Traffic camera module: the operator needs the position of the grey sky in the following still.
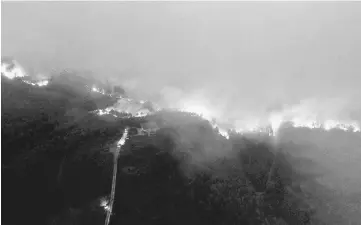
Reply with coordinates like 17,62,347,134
2,2,361,122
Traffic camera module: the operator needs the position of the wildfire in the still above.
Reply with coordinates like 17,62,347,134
117,127,129,147
70,84,361,137
1,60,27,79
6,57,354,137
23,80,49,87
177,101,361,138
91,99,152,118
176,102,230,139
90,85,114,97
218,127,230,139
181,104,214,122
1,59,50,87
100,197,111,212
92,86,106,95
92,108,117,117
268,112,360,134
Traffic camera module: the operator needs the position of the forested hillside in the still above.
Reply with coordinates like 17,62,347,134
2,73,315,225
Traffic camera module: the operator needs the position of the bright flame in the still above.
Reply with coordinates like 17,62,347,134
92,86,101,93
23,80,49,87
135,109,150,117
1,59,50,87
36,80,49,86
100,197,110,212
175,100,360,138
92,102,152,118
91,85,113,97
323,120,360,132
117,127,129,147
268,112,360,134
1,61,27,79
93,108,116,116
218,127,230,139
269,114,284,136
90,88,360,137
266,98,361,134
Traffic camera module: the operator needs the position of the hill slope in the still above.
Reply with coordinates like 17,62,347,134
2,73,316,225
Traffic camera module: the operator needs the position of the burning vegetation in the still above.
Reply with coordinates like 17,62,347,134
2,59,360,225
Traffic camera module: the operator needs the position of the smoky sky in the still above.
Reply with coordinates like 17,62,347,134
2,2,361,122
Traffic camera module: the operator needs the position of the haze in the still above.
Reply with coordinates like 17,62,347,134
2,2,361,122
3,3,361,221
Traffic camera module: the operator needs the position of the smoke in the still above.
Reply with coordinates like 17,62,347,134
153,85,361,133
154,110,234,177
2,2,361,128
2,0,361,179
278,126,361,195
